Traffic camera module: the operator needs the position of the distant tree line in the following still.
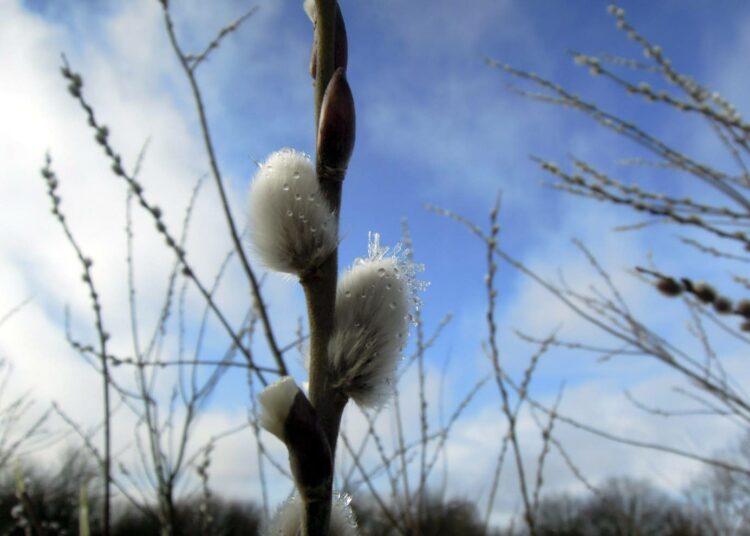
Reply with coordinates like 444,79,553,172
1,443,747,535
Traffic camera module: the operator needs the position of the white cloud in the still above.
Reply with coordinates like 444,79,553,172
0,0,305,507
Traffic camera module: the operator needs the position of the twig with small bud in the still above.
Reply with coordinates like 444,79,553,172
247,2,426,535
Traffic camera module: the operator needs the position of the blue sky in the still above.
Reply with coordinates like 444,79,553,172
3,0,750,527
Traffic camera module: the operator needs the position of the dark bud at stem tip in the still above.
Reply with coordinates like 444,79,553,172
741,320,750,333
714,296,733,314
656,278,682,297
317,68,355,180
308,4,347,80
693,283,717,304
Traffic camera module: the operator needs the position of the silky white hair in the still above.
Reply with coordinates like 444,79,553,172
328,233,424,407
248,149,337,276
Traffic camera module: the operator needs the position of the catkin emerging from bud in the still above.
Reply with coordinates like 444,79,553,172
328,233,426,407
264,493,358,536
248,149,337,275
257,376,301,441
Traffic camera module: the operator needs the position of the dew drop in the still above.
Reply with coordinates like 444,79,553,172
389,301,397,310
377,268,386,277
344,290,352,298
310,226,317,233
293,171,301,180
354,321,361,328
385,283,392,290
360,291,367,299
287,210,294,217
294,193,302,201
282,183,290,191
308,193,316,201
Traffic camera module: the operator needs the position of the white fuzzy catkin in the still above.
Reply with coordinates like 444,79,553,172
264,493,358,536
258,376,300,442
328,233,426,407
248,149,337,276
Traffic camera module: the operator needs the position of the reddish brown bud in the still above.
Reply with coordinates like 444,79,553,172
741,320,750,332
714,296,733,314
317,68,355,179
656,277,682,297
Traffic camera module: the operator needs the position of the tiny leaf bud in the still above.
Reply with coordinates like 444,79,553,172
714,296,733,314
693,282,717,304
656,277,682,297
735,299,750,319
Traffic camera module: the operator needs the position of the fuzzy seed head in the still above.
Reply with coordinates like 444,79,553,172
248,149,337,275
258,376,300,442
328,233,427,407
264,493,358,536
